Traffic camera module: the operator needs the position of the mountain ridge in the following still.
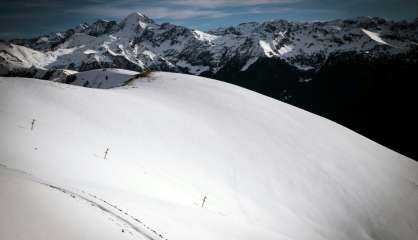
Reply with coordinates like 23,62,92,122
2,12,417,76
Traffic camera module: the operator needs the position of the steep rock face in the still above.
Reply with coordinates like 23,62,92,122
83,19,119,37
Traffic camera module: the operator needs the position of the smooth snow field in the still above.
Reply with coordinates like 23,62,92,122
0,72,417,240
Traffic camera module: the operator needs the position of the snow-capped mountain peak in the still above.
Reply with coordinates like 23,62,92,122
2,14,418,76
120,12,154,31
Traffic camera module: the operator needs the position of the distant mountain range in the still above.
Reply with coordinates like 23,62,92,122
1,12,417,159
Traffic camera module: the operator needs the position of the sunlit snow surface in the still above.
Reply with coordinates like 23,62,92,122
0,72,417,240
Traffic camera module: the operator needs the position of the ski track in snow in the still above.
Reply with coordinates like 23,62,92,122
0,164,167,240
44,185,168,240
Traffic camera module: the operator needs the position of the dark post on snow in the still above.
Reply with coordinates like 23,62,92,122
104,148,109,160
31,119,36,131
201,196,207,208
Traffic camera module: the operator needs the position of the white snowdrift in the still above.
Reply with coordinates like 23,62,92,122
0,72,417,240
259,40,278,57
362,29,391,45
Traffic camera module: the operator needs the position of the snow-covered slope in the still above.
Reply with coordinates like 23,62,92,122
1,72,417,240
5,13,418,74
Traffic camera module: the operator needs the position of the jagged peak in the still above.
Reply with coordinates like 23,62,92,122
73,23,89,33
121,12,154,26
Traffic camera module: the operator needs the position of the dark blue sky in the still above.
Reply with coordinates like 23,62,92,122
1,0,417,39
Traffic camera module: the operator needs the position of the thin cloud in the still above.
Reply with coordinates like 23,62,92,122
69,6,230,19
167,0,298,8
144,7,230,19
66,0,296,20
1,0,417,39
